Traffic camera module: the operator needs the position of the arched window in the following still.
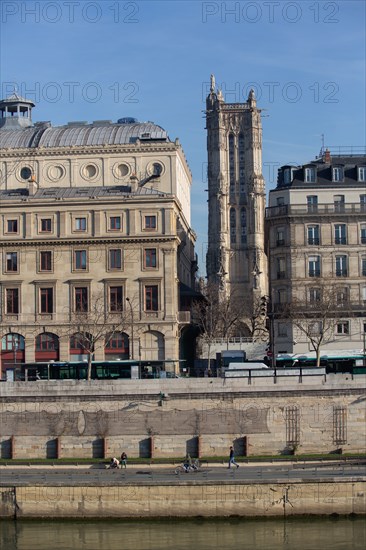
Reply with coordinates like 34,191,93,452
70,333,92,361
105,332,129,360
240,208,247,244
230,207,236,244
238,133,245,194
228,133,235,195
35,332,59,362
1,333,25,372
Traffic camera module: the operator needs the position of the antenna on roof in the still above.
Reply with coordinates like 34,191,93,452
320,133,325,156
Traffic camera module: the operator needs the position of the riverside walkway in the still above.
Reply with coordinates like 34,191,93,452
1,460,365,486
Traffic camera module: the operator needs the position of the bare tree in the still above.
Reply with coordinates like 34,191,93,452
192,282,222,371
280,284,352,366
192,283,267,369
65,292,132,380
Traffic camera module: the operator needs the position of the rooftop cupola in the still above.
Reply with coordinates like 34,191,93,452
0,93,35,130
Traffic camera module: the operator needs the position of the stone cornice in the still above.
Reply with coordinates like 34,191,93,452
0,142,179,159
0,236,179,248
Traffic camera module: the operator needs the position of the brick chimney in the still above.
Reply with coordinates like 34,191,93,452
323,148,331,164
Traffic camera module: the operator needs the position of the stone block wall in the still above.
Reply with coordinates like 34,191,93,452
0,376,365,459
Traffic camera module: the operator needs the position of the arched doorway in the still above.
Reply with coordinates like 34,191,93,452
35,332,59,362
104,332,129,360
1,333,25,379
140,331,165,361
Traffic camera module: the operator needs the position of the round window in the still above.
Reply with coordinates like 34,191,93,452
48,165,64,181
20,167,32,180
84,164,97,178
116,163,129,177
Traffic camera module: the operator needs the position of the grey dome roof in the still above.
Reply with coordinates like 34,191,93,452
0,121,169,149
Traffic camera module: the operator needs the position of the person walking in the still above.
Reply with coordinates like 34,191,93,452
228,446,239,468
120,452,127,468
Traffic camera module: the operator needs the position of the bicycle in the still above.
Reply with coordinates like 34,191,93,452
174,459,201,474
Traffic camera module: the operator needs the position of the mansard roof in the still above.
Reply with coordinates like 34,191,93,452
0,185,169,201
277,152,366,188
0,120,170,149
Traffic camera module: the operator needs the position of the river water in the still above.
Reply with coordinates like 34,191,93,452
0,517,365,550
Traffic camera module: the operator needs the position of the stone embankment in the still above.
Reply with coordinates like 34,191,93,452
1,374,365,459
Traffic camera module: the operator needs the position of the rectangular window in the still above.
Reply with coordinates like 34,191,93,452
144,215,157,230
362,257,366,277
6,288,19,314
334,195,345,212
277,289,287,304
333,167,344,182
75,217,87,231
277,323,287,337
360,194,366,212
40,288,53,314
336,287,349,305
75,287,88,312
309,321,322,336
308,255,320,277
308,287,321,303
144,248,157,268
145,285,158,311
334,224,347,245
7,219,18,233
40,218,52,232
360,224,366,245
304,167,316,183
40,251,52,271
6,252,18,272
362,287,366,303
109,216,121,231
336,255,348,277
109,249,122,270
276,257,286,279
109,286,123,312
307,225,320,245
336,321,349,335
276,227,285,246
307,195,318,212
74,250,87,270
358,167,366,182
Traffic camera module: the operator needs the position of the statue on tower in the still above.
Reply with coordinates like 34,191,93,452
210,74,216,94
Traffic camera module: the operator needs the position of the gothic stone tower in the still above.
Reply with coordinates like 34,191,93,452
206,75,267,310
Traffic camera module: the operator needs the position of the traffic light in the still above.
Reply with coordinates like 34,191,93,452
260,296,268,317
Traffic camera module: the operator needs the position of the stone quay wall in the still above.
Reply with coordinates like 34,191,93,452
0,374,365,459
0,479,365,518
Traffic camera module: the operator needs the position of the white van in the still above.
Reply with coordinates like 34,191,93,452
227,362,269,370
224,362,269,377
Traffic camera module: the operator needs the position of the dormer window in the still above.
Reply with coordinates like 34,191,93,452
283,167,295,184
332,166,344,182
358,166,366,182
304,166,316,183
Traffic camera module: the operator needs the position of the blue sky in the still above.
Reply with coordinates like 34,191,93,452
1,0,365,274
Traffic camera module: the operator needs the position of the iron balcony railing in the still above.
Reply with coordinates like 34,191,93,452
266,204,366,218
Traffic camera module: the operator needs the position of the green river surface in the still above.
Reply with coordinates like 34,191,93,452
0,517,365,550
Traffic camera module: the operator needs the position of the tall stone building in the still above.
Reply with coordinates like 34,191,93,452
205,75,267,319
0,94,198,378
266,149,366,356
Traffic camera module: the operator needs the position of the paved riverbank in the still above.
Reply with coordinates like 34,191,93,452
1,461,365,518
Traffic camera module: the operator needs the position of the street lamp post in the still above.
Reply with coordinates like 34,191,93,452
125,297,134,359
